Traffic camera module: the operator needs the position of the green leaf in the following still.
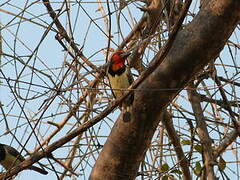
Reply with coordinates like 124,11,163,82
218,156,226,171
181,139,191,145
194,161,202,176
194,144,203,153
170,169,182,175
161,163,169,172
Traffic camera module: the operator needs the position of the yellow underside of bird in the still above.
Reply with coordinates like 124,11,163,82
108,71,131,99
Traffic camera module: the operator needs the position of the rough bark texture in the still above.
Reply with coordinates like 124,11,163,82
90,0,240,179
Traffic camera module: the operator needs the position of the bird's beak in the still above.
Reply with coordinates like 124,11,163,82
120,51,131,59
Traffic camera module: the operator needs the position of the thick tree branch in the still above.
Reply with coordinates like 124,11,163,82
90,0,240,179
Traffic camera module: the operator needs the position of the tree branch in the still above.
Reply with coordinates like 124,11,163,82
187,82,216,180
90,0,240,179
162,110,192,180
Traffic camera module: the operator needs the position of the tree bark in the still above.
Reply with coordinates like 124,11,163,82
90,0,240,179
162,110,192,180
188,82,215,180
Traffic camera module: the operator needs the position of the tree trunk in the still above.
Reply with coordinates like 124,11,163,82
90,0,240,179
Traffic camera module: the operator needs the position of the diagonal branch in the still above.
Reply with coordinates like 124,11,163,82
187,82,216,180
42,0,99,72
162,110,192,180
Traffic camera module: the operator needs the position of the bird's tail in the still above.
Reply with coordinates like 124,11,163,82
122,94,134,122
28,165,48,175
122,106,131,122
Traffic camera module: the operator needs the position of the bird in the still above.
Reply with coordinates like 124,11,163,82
0,143,48,175
107,50,134,121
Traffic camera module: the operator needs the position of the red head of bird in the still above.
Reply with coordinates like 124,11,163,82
108,50,131,76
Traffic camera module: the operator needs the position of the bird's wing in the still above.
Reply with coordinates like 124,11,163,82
5,145,48,175
125,67,134,106
5,145,25,162
107,65,117,99
126,67,134,85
